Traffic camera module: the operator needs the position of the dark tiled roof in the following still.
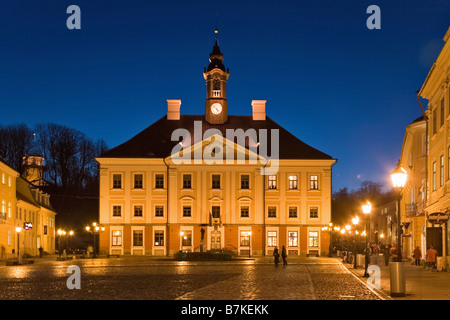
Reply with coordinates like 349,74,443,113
99,115,333,160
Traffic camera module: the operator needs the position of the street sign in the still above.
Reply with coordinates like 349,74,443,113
24,222,33,230
427,212,449,225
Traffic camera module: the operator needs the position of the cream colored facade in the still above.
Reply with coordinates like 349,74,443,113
97,39,335,257
418,26,450,265
0,160,19,258
399,116,427,258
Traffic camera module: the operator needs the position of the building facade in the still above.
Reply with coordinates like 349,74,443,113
417,26,450,266
399,116,427,258
97,39,336,256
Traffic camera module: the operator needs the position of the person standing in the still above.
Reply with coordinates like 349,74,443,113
426,246,438,270
273,247,280,266
413,246,422,266
281,245,287,266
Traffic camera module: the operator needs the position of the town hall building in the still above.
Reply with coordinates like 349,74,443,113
97,37,336,256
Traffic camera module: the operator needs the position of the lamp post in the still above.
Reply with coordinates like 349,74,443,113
389,160,408,297
352,216,359,269
322,223,338,257
57,229,64,258
86,222,105,258
390,161,407,262
362,201,372,277
16,226,22,263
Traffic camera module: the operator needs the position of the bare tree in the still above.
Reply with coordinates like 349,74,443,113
0,124,34,174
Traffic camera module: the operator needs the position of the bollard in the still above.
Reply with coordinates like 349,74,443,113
390,262,405,297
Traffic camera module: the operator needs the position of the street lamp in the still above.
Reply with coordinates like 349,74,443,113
322,222,336,257
390,161,407,262
85,222,105,258
57,229,64,258
352,216,359,269
362,201,372,277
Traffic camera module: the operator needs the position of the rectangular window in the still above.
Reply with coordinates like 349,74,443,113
440,155,444,187
8,202,11,219
310,207,319,218
310,175,319,190
309,231,319,247
112,230,122,246
240,231,251,247
134,205,143,217
268,175,277,189
181,230,192,246
1,173,4,184
241,175,250,189
240,206,249,218
155,206,164,217
133,230,143,247
433,161,436,191
155,174,164,189
288,207,297,218
112,205,122,217
134,174,143,189
288,175,298,190
183,174,192,189
267,231,277,247
268,206,276,218
183,206,191,217
112,174,122,189
154,231,164,246
441,100,445,127
212,174,221,189
288,231,298,247
211,206,220,218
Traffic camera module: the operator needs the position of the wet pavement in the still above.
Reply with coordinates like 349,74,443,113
0,256,381,300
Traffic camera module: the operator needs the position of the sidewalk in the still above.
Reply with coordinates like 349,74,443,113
342,255,450,300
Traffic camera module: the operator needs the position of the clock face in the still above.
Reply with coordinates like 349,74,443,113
211,103,223,115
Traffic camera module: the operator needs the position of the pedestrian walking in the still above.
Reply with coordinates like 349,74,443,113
384,245,391,266
273,247,280,266
413,246,422,266
281,245,287,266
372,244,380,265
426,246,438,270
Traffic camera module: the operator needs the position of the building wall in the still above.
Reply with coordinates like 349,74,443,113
98,157,334,256
0,163,18,258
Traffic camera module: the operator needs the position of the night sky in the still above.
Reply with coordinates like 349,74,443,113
1,1,449,192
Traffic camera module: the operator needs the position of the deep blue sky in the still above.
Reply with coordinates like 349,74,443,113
0,1,449,192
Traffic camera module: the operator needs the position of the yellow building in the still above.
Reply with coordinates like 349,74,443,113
399,116,427,258
0,159,19,258
418,26,450,266
16,177,56,256
97,39,336,257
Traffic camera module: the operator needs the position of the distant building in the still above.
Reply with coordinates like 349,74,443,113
0,159,19,258
97,37,336,256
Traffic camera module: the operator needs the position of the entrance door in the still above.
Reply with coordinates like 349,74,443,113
426,227,442,256
211,230,221,250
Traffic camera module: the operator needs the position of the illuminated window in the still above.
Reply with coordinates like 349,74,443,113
267,231,277,247
310,175,319,190
268,175,277,189
288,175,298,190
288,231,298,247
440,155,444,187
181,231,192,246
112,230,122,246
433,161,436,191
309,231,319,247
240,231,251,247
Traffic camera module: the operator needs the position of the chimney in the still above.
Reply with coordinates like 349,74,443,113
167,99,181,120
252,100,266,121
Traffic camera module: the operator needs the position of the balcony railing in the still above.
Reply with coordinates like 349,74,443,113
405,201,426,217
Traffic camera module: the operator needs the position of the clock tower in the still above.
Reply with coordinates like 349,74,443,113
204,36,229,124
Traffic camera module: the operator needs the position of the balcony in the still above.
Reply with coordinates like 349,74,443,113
405,201,426,217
